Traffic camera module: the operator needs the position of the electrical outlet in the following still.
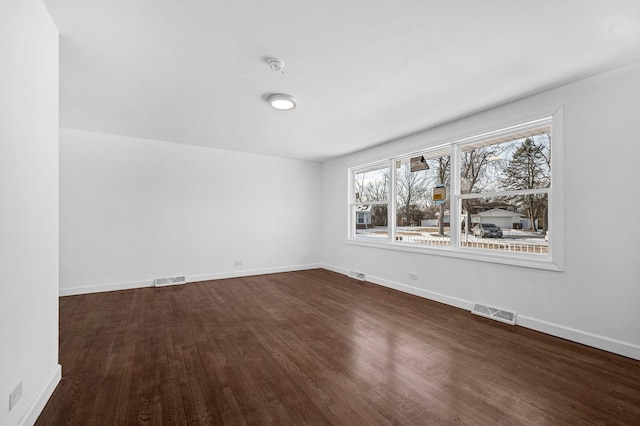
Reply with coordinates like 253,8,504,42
234,260,242,266
409,273,417,280
9,381,22,411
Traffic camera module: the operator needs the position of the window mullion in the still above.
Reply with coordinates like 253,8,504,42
389,159,397,243
450,144,461,248
350,171,360,239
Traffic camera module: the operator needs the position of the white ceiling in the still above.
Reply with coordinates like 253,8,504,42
44,0,640,162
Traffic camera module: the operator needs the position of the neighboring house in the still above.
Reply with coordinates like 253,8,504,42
425,212,451,227
420,212,456,228
420,219,439,227
355,205,372,228
471,208,523,230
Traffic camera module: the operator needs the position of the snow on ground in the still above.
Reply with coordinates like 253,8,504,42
356,227,548,245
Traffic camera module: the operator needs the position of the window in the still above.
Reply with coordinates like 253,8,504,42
352,163,389,241
394,148,450,247
348,111,563,270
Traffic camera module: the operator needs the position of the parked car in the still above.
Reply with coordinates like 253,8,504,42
473,223,503,238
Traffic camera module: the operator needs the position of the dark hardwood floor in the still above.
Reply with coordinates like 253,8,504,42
37,269,640,425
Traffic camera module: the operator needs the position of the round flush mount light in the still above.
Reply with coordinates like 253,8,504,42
267,93,297,110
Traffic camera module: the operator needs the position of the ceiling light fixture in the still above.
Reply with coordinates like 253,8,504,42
267,93,297,110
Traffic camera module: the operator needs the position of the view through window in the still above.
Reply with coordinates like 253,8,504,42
349,116,558,267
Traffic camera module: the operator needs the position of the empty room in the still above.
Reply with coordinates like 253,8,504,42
2,0,640,425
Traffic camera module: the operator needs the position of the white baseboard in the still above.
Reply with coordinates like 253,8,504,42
322,263,640,361
517,315,640,361
187,263,321,283
323,264,472,310
367,274,473,311
59,279,154,296
59,263,322,297
18,364,61,426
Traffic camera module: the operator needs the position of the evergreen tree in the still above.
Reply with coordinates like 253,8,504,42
501,137,550,230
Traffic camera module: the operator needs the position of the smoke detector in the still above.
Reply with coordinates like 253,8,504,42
265,57,285,72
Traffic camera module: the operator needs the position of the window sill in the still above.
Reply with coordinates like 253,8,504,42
346,238,563,271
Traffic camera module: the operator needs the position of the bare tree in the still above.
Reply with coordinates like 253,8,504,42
459,144,504,232
354,173,365,202
365,170,389,226
396,165,428,226
363,172,389,203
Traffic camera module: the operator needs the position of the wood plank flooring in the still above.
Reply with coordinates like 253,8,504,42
37,269,640,425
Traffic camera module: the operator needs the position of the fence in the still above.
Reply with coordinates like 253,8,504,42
460,239,548,254
395,232,548,254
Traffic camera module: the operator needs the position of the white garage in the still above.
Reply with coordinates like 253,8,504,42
471,208,523,230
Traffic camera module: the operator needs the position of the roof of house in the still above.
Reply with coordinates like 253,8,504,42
474,208,524,218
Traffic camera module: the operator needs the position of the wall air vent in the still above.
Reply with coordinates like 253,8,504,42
471,303,517,325
348,271,366,281
154,276,186,287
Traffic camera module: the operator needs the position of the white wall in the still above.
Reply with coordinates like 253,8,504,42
59,129,322,294
0,1,61,425
321,61,640,360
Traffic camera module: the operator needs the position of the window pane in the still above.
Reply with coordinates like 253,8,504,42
460,132,551,193
460,195,549,255
395,154,450,247
353,205,389,239
353,166,389,202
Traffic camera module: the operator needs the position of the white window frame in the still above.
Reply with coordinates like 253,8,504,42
347,107,564,271
349,161,392,242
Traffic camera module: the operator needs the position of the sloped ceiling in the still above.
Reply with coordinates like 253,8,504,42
44,0,640,162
